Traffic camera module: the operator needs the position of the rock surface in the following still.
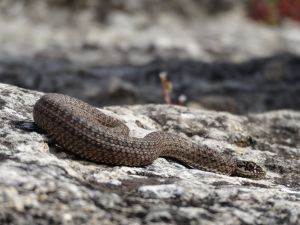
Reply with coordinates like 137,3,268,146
0,83,299,225
1,0,300,65
1,55,300,113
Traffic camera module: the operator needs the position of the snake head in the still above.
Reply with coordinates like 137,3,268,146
234,160,266,179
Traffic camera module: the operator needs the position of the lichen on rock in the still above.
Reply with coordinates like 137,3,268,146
0,83,299,225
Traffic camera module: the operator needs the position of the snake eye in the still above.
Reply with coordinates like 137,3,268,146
246,162,255,171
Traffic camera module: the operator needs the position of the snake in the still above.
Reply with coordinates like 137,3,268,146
33,93,266,179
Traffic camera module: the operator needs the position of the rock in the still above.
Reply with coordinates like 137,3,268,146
0,83,299,225
1,1,300,65
107,77,139,105
196,95,238,113
1,55,300,113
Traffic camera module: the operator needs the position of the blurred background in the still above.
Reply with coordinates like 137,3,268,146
0,0,300,114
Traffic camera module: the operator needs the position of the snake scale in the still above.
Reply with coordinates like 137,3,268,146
33,94,266,179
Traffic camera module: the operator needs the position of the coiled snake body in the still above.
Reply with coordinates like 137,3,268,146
33,94,265,179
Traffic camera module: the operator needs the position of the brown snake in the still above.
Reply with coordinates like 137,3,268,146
33,94,266,179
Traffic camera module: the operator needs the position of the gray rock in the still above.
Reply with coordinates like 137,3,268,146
1,1,300,65
0,83,299,225
1,55,300,114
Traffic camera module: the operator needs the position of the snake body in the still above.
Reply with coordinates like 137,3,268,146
33,94,265,178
